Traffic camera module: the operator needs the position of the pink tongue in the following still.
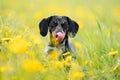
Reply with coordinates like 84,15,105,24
56,32,64,41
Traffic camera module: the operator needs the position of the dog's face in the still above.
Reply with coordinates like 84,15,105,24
39,16,79,45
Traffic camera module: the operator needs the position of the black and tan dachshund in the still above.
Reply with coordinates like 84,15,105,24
39,16,79,59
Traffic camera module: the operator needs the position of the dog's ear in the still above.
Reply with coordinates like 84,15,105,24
39,17,52,36
66,17,79,37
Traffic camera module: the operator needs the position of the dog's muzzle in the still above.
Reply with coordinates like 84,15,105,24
56,32,64,41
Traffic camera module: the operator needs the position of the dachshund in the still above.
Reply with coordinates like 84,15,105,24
39,15,79,60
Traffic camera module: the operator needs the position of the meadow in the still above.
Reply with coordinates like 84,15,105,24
0,0,120,80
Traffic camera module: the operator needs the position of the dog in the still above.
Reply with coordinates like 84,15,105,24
39,15,79,60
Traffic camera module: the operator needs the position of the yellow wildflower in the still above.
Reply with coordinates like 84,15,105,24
78,21,83,29
49,50,59,60
50,61,63,69
34,12,42,18
0,64,13,72
102,69,106,73
11,75,17,80
65,56,72,62
9,38,28,53
71,71,84,79
62,56,72,66
22,59,44,72
112,65,119,72
84,60,89,65
62,52,70,56
108,50,118,56
30,34,41,45
74,42,82,48
55,61,63,69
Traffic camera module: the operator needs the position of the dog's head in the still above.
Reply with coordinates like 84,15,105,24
39,16,79,43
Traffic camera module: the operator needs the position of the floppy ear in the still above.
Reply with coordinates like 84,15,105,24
39,17,51,36
67,17,79,37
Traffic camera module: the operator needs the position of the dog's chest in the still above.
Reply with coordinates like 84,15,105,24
44,43,67,54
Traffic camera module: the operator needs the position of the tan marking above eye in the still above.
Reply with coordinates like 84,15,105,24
61,21,65,25
54,20,57,24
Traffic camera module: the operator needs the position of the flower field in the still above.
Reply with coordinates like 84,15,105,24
0,0,120,80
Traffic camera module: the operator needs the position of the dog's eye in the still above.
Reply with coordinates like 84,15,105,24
61,21,65,26
52,21,57,25
51,21,57,26
54,21,57,24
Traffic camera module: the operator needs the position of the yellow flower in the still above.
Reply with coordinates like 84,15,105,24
65,56,72,62
102,69,106,73
8,38,28,53
112,65,119,72
62,52,70,56
74,42,82,48
84,60,89,65
71,71,84,79
22,59,44,72
34,12,42,18
70,61,84,79
0,64,13,72
50,61,63,69
49,50,59,60
55,61,63,69
11,75,17,80
62,56,72,66
108,50,118,56
30,34,41,45
78,21,83,29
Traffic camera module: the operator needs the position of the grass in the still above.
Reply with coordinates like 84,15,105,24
0,0,120,80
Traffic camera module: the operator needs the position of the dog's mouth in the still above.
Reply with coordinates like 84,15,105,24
52,31,65,42
55,32,65,41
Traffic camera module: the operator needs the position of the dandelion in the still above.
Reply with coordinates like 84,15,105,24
112,65,119,72
49,50,59,60
22,59,44,72
62,56,72,66
30,34,41,45
18,13,25,19
102,69,106,73
84,60,89,65
65,56,72,62
78,21,83,29
108,50,118,56
88,12,96,21
8,38,28,53
71,70,84,79
69,61,84,79
34,12,42,18
55,61,63,69
106,29,110,37
74,42,82,49
11,75,17,80
62,52,70,56
50,61,63,69
0,64,13,72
